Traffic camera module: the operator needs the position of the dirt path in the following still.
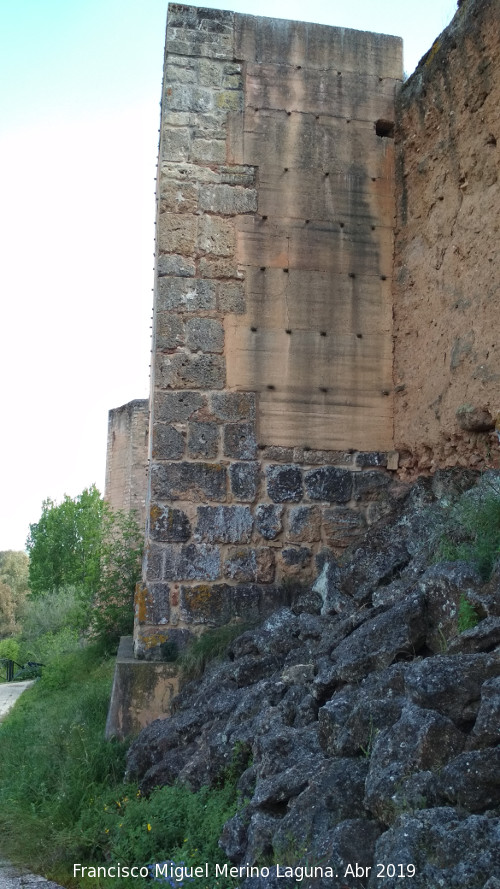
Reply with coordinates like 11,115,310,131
0,861,64,889
0,682,35,722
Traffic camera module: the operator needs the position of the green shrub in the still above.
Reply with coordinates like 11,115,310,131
179,622,252,683
0,637,20,663
436,486,500,580
0,645,243,889
457,595,480,633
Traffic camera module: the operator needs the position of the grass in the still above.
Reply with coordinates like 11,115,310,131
436,485,500,581
178,622,253,683
0,644,241,889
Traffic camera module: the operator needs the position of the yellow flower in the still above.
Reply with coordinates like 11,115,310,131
147,823,152,832
105,828,109,834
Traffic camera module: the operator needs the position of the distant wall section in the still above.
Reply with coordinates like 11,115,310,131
393,0,500,475
105,400,149,528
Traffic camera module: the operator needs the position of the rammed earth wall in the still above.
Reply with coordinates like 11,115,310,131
135,4,403,658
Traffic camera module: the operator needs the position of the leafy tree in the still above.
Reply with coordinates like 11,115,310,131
91,508,144,652
26,486,104,597
26,487,143,651
0,551,29,637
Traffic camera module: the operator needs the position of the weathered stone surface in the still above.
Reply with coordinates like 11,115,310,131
224,547,275,583
280,547,312,577
367,810,500,889
157,253,196,278
149,505,191,543
151,461,226,502
155,351,226,390
288,506,321,543
417,561,483,653
185,317,224,353
195,505,253,544
199,184,257,215
365,703,466,823
470,676,500,749
353,470,391,501
323,506,366,548
229,461,260,501
130,469,500,885
197,214,235,256
404,653,500,725
223,422,257,459
304,466,353,502
180,583,233,625
216,280,246,313
266,465,303,503
438,748,500,813
154,391,205,423
255,504,284,540
163,544,221,581
156,277,216,313
156,314,185,351
157,213,198,255
152,423,185,460
187,421,219,459
447,616,500,655
314,593,427,695
211,391,256,421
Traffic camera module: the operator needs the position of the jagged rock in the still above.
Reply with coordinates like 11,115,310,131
448,616,500,654
404,653,500,725
416,561,483,652
469,676,500,749
364,703,466,824
125,469,500,888
438,748,500,812
314,593,426,697
367,809,500,889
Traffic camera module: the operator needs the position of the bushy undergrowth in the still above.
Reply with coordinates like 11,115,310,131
178,622,253,682
437,483,500,580
0,646,240,889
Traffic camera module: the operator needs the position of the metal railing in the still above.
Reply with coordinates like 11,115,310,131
0,658,44,682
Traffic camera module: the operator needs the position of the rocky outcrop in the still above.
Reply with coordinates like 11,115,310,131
127,470,500,888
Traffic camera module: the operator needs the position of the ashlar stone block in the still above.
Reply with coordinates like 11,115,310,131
197,215,236,256
229,461,260,501
185,317,224,353
158,213,197,255
223,422,257,459
224,546,275,583
149,505,191,543
195,505,253,543
152,423,185,460
255,503,284,539
288,505,322,543
304,467,353,503
187,421,219,459
155,351,226,390
211,391,256,421
157,254,195,277
157,277,216,313
180,583,233,625
163,543,221,581
151,461,227,502
199,184,257,215
154,391,206,423
266,464,303,503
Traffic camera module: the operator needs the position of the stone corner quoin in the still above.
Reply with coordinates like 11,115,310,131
135,3,405,658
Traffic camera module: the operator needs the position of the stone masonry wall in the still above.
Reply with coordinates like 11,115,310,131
393,0,500,478
134,5,402,658
105,400,149,528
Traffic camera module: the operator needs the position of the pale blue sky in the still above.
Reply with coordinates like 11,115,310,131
0,0,457,551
